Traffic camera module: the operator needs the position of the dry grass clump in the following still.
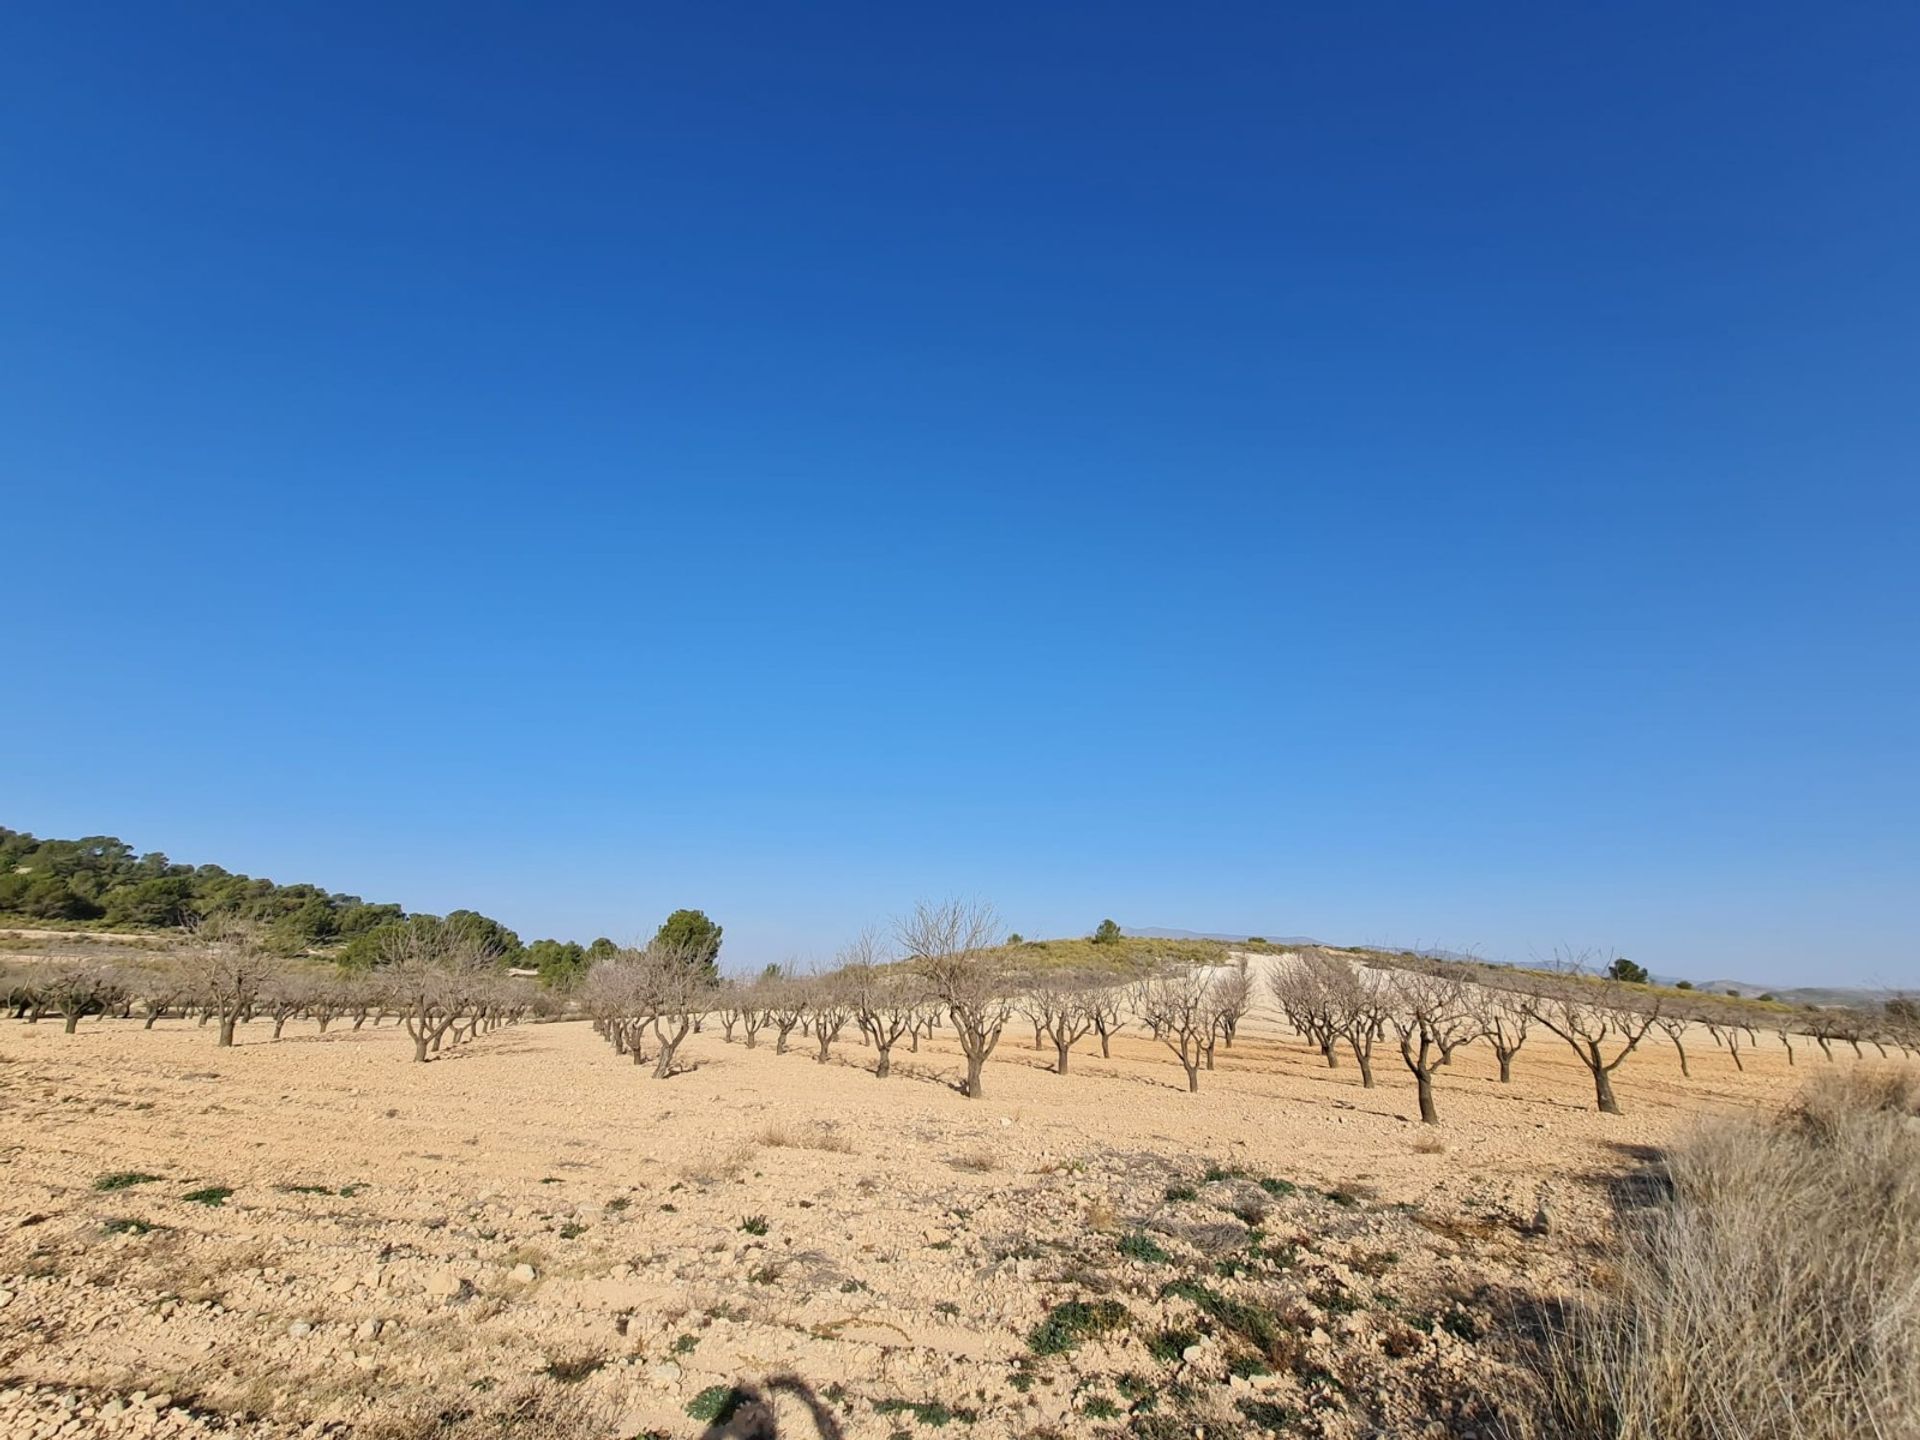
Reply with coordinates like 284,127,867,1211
758,1119,855,1153
1522,1067,1920,1440
676,1141,757,1185
948,1146,1001,1172
352,1383,615,1438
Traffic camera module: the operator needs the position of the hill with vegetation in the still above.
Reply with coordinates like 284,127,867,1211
0,826,608,987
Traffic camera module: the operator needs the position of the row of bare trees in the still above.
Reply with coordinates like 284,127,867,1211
3,916,545,1059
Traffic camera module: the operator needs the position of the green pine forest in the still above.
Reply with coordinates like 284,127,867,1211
0,827,719,989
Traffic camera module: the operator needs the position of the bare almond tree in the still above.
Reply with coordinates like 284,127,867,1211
765,969,808,1055
714,982,746,1043
1025,969,1097,1075
810,966,855,1064
1524,960,1662,1115
180,915,275,1047
842,932,922,1079
1479,990,1533,1083
1268,950,1344,1068
1386,965,1478,1125
898,898,1008,1099
1136,961,1223,1093
1085,983,1127,1057
380,921,502,1063
1654,1010,1695,1077
39,962,114,1035
263,970,312,1040
1326,962,1389,1088
644,940,715,1078
1211,956,1254,1049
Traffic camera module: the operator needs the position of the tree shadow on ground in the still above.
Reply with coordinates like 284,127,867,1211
693,1374,846,1439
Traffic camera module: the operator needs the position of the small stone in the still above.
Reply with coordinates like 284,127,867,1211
101,1401,126,1419
287,1320,312,1337
1532,1203,1552,1235
424,1268,464,1298
510,1263,536,1283
1181,1343,1206,1363
355,1319,382,1341
330,1276,357,1296
0,1290,13,1309
646,1361,681,1386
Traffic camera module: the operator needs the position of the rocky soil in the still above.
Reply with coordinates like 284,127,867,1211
0,986,1801,1438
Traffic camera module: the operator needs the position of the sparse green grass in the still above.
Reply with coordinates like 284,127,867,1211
670,1334,698,1355
558,1221,586,1239
1118,1232,1171,1264
873,1398,975,1427
686,1385,747,1423
1083,1396,1120,1420
103,1217,156,1235
1163,1184,1197,1203
1027,1299,1131,1357
94,1171,163,1192
1146,1326,1201,1363
1257,1177,1297,1197
1237,1398,1299,1431
1159,1278,1296,1362
182,1186,233,1207
740,1213,769,1236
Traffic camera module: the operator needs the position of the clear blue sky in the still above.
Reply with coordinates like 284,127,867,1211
3,5,1915,985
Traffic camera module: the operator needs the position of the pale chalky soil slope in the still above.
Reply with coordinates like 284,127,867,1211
0,997,1803,1439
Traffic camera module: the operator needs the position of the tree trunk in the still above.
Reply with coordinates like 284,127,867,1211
273,1017,288,1039
1355,1049,1374,1088
218,1016,237,1047
1415,1070,1437,1124
145,1012,160,1029
64,1014,80,1034
960,1052,990,1098
1097,1027,1112,1058
1182,1059,1200,1093
1055,1040,1072,1074
875,1044,893,1079
1321,1040,1339,1068
1672,1039,1689,1077
413,1032,430,1063
1497,1050,1513,1083
1592,1062,1621,1115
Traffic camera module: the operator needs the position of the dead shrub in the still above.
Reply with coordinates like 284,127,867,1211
1517,1066,1920,1440
676,1142,757,1186
949,1146,1000,1172
758,1120,855,1153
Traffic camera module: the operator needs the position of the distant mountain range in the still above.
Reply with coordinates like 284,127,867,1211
1122,928,1900,1007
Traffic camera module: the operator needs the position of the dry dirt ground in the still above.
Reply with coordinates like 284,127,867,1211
0,973,1812,1440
